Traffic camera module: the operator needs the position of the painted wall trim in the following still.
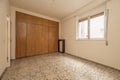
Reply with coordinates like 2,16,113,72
0,68,7,79
66,52,120,71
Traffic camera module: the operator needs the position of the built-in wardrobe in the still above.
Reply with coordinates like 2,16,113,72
16,12,59,58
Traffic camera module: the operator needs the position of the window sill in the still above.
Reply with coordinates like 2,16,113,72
76,38,106,41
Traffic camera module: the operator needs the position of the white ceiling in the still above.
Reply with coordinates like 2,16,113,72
10,0,94,20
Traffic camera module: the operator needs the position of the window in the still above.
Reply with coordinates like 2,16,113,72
77,12,105,40
78,18,88,39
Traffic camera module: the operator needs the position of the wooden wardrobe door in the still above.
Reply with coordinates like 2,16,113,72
16,22,27,58
48,23,59,53
16,12,27,58
26,23,36,56
27,23,43,56
42,25,49,53
35,24,43,55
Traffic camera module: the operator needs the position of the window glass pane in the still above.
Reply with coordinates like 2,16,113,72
90,15,105,39
78,20,88,39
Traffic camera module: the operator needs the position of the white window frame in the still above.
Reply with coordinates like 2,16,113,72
76,11,108,41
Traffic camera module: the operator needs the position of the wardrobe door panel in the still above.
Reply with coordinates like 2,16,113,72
16,12,27,58
16,22,27,58
27,23,36,56
27,23,43,56
42,26,49,53
48,24,59,53
35,24,43,55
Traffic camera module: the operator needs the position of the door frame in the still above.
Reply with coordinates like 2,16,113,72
6,15,11,67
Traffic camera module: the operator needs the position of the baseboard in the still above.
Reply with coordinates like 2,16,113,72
65,52,120,71
0,68,7,80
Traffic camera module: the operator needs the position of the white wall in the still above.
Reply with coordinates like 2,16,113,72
0,0,10,76
10,6,60,59
61,0,120,70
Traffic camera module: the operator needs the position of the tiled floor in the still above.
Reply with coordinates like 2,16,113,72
1,53,120,80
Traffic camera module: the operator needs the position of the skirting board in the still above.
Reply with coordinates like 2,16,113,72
0,68,7,80
66,52,120,71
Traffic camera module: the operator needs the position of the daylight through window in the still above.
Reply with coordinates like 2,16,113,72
78,12,105,40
